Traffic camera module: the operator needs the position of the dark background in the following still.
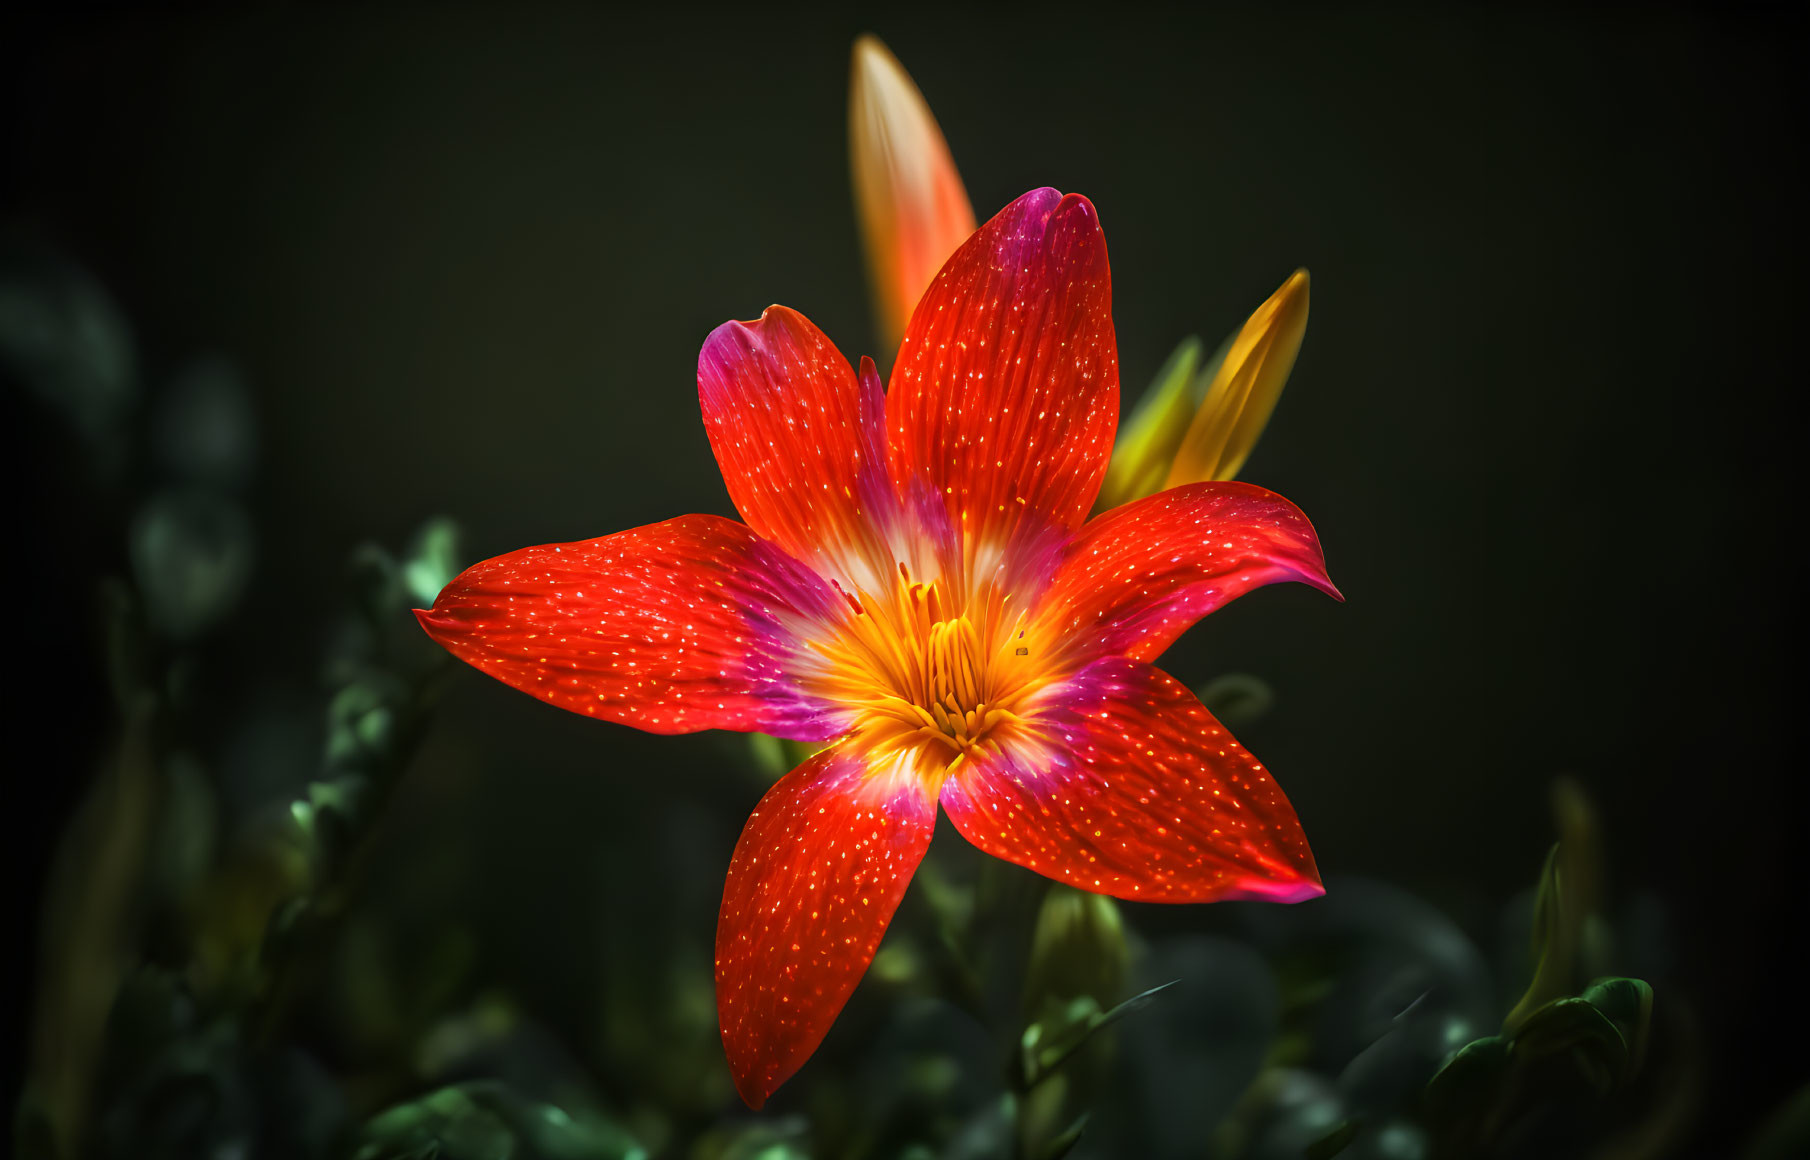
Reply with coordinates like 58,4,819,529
4,3,1801,1153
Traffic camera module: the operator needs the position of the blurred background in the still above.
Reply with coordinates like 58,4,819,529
2,4,1800,1158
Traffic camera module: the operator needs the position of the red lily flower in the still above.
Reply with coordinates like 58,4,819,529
416,188,1339,1108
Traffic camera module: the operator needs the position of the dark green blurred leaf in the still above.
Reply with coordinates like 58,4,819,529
1021,980,1177,1087
1036,1111,1089,1160
153,354,255,487
11,1086,58,1160
326,675,410,771
1306,1118,1361,1160
0,243,135,442
699,1116,810,1160
1745,1082,1810,1160
148,752,219,904
358,1085,513,1160
1420,976,1652,1158
1421,1035,1510,1136
348,543,407,627
1337,1120,1428,1160
1242,878,1495,1077
1338,993,1478,1121
404,517,463,608
100,968,197,1087
1195,673,1276,729
1511,997,1627,1098
1107,936,1279,1158
1579,976,1652,1071
26,691,159,1159
357,1081,644,1160
942,1095,1014,1160
1505,780,1606,1034
129,489,254,640
745,733,821,781
92,1020,262,1160
1214,1068,1348,1160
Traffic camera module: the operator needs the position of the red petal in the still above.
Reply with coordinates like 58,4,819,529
416,514,847,740
716,746,936,1107
887,188,1118,547
1033,481,1340,666
699,306,899,592
941,657,1321,903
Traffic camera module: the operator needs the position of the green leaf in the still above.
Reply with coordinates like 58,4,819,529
357,1085,514,1160
1021,980,1178,1086
1504,780,1605,1033
356,1081,645,1160
153,354,255,488
128,489,255,641
707,1119,810,1160
0,244,136,440
403,518,463,609
1194,673,1276,728
1422,1035,1510,1127
1036,1112,1090,1160
1580,976,1651,1027
1746,1082,1810,1160
325,677,409,770
1511,996,1628,1098
745,733,820,780
1098,336,1202,509
1582,976,1653,1073
1304,1118,1361,1160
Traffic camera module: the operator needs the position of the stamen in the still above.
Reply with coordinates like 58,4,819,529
807,557,1051,790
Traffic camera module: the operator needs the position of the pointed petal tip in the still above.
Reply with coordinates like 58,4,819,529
942,658,1324,906
1268,875,1327,904
1221,848,1323,905
732,1072,771,1110
413,518,848,738
888,181,1117,538
715,749,936,1115
1251,269,1309,340
1163,268,1311,487
1276,268,1310,317
414,605,464,650
1304,569,1345,603
1281,531,1341,603
851,32,892,72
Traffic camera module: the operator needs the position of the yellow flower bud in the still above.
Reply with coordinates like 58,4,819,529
1163,269,1310,489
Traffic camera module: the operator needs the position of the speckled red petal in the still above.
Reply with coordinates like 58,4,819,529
1033,481,1340,666
699,306,898,592
886,188,1118,546
715,746,935,1108
940,657,1322,904
415,514,849,741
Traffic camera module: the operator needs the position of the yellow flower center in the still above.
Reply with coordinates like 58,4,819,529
812,563,1043,789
